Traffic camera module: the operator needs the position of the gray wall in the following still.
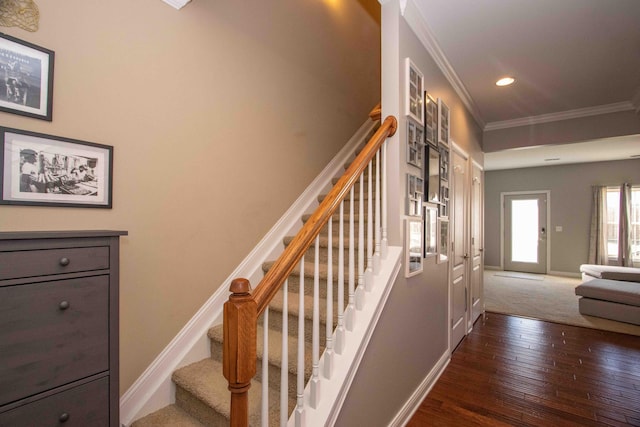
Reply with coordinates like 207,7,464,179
336,2,483,424
484,159,640,273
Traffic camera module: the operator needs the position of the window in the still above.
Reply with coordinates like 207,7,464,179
606,186,640,264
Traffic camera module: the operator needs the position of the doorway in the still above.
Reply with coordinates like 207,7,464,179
502,192,548,274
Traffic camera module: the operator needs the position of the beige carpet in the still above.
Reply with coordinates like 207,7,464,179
484,270,640,336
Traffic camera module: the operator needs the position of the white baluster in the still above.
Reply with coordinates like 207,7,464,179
295,257,305,427
365,160,374,291
324,219,334,378
262,308,269,427
280,280,288,427
335,201,345,354
356,173,365,310
381,143,388,260
346,187,356,331
310,236,320,408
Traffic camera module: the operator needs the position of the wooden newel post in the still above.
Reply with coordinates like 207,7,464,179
223,278,257,427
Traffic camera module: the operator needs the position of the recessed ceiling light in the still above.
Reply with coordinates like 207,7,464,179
496,77,515,87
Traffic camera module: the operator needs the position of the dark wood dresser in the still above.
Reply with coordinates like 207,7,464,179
0,231,127,427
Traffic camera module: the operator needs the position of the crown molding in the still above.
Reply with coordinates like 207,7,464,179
484,101,635,131
162,0,191,10
400,0,485,129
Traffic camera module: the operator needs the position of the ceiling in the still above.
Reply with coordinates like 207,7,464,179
410,0,640,170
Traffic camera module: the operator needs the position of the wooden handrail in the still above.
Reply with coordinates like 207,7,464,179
369,102,381,121
223,112,397,427
252,115,396,315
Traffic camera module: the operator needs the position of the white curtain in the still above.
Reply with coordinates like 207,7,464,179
588,185,608,265
619,183,632,266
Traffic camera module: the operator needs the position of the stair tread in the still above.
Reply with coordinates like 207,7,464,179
267,288,335,324
282,235,363,249
172,358,291,426
131,404,205,427
209,323,314,378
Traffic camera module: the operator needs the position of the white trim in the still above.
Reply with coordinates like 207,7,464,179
297,247,403,427
161,0,191,9
485,101,635,131
499,190,551,274
120,116,379,426
484,265,501,271
388,350,450,427
400,0,485,130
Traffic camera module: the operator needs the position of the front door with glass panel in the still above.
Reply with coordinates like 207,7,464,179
503,193,547,274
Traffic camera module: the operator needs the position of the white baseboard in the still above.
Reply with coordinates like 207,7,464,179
548,270,581,278
484,265,501,271
120,116,379,426
388,350,450,427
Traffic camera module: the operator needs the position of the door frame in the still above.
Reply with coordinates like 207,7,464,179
499,190,551,274
469,159,484,329
448,141,470,353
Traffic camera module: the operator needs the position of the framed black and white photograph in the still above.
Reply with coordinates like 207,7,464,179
406,119,424,169
424,143,440,203
405,58,424,125
424,204,438,259
438,217,449,263
1,127,112,208
438,98,449,147
0,33,54,121
405,218,423,277
424,92,437,147
406,173,423,217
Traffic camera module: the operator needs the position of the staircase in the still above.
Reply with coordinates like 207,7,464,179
131,115,398,426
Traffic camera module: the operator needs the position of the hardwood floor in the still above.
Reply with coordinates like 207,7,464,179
408,312,640,427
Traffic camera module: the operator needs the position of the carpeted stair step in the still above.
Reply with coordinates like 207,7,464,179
131,404,205,427
285,234,370,265
208,324,313,400
318,190,375,205
263,289,344,346
331,173,380,186
171,358,294,427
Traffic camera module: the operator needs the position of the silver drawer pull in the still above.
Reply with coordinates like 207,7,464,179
59,257,70,266
59,301,70,310
59,412,70,423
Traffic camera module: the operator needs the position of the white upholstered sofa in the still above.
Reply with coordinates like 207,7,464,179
575,264,640,326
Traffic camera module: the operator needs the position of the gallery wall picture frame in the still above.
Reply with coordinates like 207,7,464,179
405,217,423,277
406,172,423,217
437,217,449,263
405,58,424,125
423,203,438,259
439,145,450,217
0,127,113,208
438,98,449,148
406,119,424,169
424,92,437,147
424,143,440,204
0,33,54,121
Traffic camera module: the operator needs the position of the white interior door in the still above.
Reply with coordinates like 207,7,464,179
470,162,483,325
450,144,468,351
503,193,548,274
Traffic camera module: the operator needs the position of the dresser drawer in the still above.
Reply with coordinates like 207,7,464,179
0,377,109,427
0,276,109,406
0,246,109,280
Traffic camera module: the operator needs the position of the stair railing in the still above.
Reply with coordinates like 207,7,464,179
223,107,396,427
